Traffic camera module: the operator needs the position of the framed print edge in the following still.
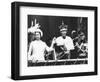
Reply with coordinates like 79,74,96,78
94,7,98,75
11,1,98,80
11,2,20,80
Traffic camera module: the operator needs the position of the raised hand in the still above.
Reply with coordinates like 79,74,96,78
52,37,56,44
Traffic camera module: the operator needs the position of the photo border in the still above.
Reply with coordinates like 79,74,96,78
11,1,98,80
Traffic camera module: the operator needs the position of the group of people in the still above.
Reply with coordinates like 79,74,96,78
28,20,88,62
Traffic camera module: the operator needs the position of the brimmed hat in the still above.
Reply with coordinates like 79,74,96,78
28,19,41,34
28,23,40,33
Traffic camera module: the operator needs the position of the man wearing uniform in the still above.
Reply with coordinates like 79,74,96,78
54,21,74,60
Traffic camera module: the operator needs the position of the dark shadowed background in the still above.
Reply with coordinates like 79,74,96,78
28,15,88,46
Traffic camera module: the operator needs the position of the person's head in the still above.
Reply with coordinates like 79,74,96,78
79,32,85,40
59,21,68,38
81,34,85,40
60,28,68,37
35,32,41,40
34,29,43,40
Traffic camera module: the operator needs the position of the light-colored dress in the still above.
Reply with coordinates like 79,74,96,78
28,40,52,61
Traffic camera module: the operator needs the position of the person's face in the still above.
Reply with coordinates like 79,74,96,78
35,32,41,40
61,30,67,37
81,35,85,40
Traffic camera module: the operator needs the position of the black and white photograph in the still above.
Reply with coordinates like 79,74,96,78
11,2,97,80
27,15,88,66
